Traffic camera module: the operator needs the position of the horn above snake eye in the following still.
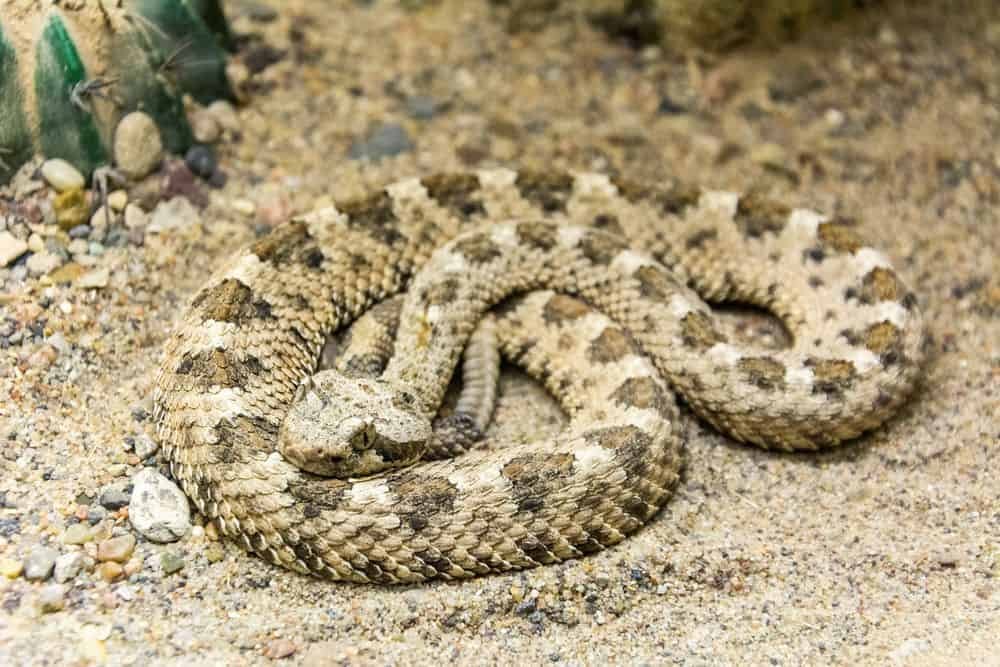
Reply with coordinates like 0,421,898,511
293,375,317,403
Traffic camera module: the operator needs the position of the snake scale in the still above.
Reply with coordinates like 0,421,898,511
152,169,924,583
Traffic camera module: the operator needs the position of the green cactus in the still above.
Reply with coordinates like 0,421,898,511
0,0,234,184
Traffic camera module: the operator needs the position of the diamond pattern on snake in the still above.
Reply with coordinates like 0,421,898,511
153,169,924,583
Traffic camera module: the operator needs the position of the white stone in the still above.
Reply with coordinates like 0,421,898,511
107,190,128,211
124,203,149,230
53,552,86,583
77,267,110,289
129,468,191,543
0,231,28,267
26,251,63,276
40,158,85,192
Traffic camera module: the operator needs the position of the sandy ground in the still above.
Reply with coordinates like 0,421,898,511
1,0,998,665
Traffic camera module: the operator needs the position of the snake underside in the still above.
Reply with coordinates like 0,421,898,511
152,169,924,583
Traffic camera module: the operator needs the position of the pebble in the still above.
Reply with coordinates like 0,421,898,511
96,534,136,563
24,546,59,581
160,160,208,207
107,190,128,211
405,95,440,120
0,557,23,579
27,233,44,253
68,224,91,239
37,584,67,613
25,252,63,276
87,506,108,525
160,551,185,575
129,468,191,543
63,523,94,545
148,197,200,234
0,231,28,267
231,199,256,217
77,267,110,289
54,188,89,231
98,484,131,510
348,123,415,161
40,158,85,192
114,112,164,179
97,561,123,582
190,109,222,143
184,145,217,179
133,434,159,460
263,638,297,660
123,557,143,577
207,100,240,131
53,552,86,583
123,203,149,230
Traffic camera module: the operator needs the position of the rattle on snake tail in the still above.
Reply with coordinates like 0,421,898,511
153,170,924,583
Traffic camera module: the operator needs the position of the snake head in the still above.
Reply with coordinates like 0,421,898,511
278,370,431,478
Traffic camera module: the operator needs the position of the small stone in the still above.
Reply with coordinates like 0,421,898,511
97,534,136,563
123,557,143,577
231,199,256,217
160,160,207,207
37,583,67,613
54,188,89,231
87,506,108,525
53,552,86,583
405,95,439,120
207,100,240,131
123,203,149,230
88,205,113,231
27,233,44,253
263,638,297,660
26,251,63,276
88,242,105,256
0,557,23,579
190,110,222,143
114,112,164,179
47,262,84,284
63,523,94,545
77,267,110,289
129,468,191,543
148,197,200,234
204,543,225,563
107,190,128,211
97,561,123,582
68,224,91,239
184,145,217,179
67,238,89,256
40,158,86,192
24,546,59,581
0,231,28,267
133,434,159,460
99,485,131,510
348,123,414,161
160,551,185,575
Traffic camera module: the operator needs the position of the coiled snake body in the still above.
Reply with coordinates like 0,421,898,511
153,170,924,583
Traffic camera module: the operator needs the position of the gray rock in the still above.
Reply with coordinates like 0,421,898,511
24,546,59,581
133,434,159,461
349,123,414,161
53,552,86,583
129,468,191,543
114,112,164,179
98,484,131,510
406,95,439,120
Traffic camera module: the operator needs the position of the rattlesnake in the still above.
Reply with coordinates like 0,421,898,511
152,170,924,583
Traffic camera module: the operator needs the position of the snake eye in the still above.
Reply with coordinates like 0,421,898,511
399,391,414,405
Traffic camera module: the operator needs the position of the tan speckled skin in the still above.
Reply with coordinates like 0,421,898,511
153,170,924,583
